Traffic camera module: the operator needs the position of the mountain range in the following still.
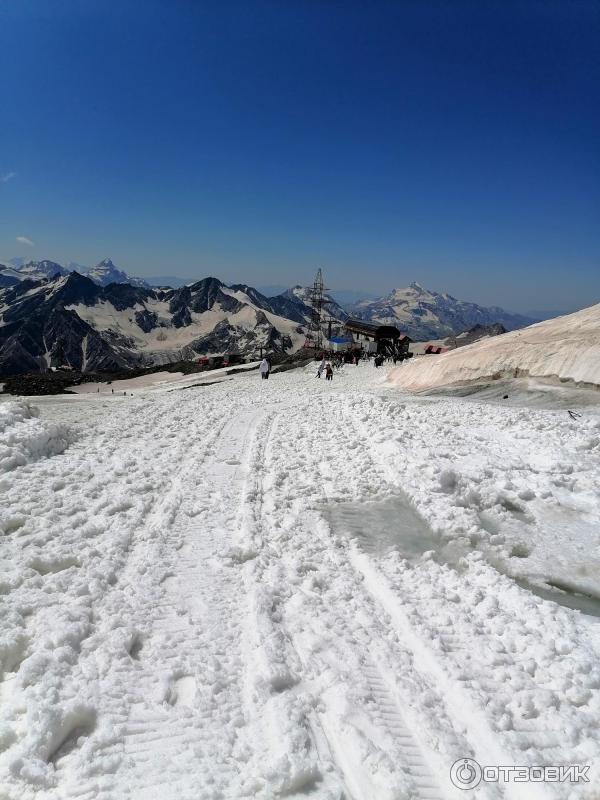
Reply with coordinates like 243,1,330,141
349,282,533,339
0,258,150,288
0,272,316,377
0,259,538,378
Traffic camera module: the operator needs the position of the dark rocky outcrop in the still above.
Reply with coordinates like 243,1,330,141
445,323,508,349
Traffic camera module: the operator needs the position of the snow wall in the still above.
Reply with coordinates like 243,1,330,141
0,401,73,473
388,302,600,392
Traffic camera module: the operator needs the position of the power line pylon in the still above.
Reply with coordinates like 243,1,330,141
303,268,327,350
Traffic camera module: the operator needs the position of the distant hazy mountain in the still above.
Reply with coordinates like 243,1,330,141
348,282,534,340
84,258,150,288
1,257,150,288
17,260,71,281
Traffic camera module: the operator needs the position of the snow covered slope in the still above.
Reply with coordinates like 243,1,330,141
350,281,533,339
1,364,599,798
0,264,22,288
389,302,600,391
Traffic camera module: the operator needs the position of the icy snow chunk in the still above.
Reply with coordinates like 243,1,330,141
0,401,73,472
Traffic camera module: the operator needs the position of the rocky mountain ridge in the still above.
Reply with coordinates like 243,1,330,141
0,273,313,377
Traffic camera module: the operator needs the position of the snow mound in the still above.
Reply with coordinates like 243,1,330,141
389,302,600,392
0,401,73,472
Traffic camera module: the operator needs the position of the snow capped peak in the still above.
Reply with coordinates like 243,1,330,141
349,284,534,340
85,259,149,288
387,283,432,300
0,257,150,289
17,260,70,281
89,258,120,276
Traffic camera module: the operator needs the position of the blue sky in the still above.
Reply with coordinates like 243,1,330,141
1,0,598,313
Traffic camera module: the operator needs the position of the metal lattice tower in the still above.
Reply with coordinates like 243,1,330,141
303,268,325,350
302,267,344,350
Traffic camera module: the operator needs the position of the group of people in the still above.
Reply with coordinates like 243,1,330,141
316,357,335,380
260,350,374,383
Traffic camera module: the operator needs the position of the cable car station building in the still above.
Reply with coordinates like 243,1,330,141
343,318,412,360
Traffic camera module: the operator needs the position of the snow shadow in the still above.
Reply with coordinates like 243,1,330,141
325,494,600,620
324,493,465,565
514,577,600,620
422,376,600,409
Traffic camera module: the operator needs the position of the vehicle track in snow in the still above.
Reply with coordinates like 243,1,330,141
0,393,249,800
233,407,352,798
340,397,590,799
46,399,242,800
42,397,274,800
251,399,464,800
109,404,272,800
254,388,587,800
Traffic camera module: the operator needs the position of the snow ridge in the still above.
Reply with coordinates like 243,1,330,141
0,401,73,473
389,301,600,391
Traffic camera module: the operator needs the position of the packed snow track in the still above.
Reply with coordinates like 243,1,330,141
1,363,599,799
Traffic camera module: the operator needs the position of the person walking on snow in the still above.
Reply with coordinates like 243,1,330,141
260,358,270,380
316,357,326,378
325,362,334,381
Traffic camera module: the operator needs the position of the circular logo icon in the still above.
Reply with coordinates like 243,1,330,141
450,758,482,790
